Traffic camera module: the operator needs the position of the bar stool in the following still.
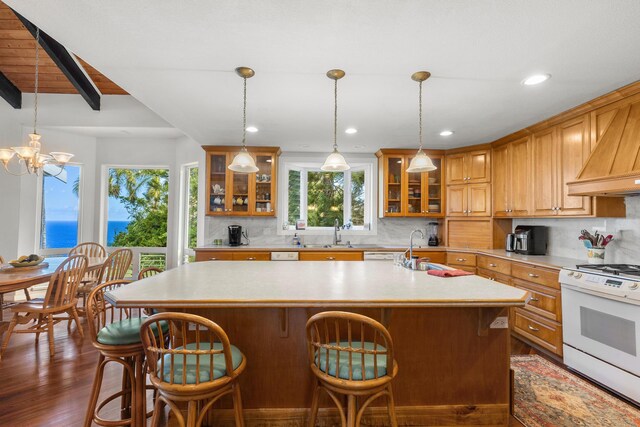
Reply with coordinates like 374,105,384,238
137,267,163,280
305,311,399,427
84,280,159,427
139,312,246,427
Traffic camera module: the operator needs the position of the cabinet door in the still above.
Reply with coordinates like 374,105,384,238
468,183,491,216
383,156,404,216
446,185,467,216
556,116,592,216
445,153,466,185
492,144,509,216
406,155,426,216
229,151,251,215
467,150,490,183
252,153,276,216
532,129,558,216
425,157,444,215
207,152,230,215
510,137,531,216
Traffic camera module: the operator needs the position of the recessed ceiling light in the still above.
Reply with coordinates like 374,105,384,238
345,128,358,134
439,130,454,136
246,126,258,133
522,74,551,86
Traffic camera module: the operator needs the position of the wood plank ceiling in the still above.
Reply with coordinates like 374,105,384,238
0,1,126,96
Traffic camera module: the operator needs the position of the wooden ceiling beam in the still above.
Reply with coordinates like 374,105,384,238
0,70,21,108
11,9,101,110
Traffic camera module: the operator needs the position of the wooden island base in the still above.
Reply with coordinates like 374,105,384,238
182,306,511,427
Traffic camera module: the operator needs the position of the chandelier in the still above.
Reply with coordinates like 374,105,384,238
0,28,73,176
406,71,436,173
321,69,350,172
228,66,259,173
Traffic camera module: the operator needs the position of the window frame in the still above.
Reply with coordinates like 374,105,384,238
278,154,377,236
35,163,84,256
177,162,199,265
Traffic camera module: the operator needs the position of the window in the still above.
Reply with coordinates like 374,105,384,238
39,165,82,252
179,163,199,264
281,159,373,232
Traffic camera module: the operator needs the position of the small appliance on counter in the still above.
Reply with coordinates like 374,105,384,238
228,225,243,246
505,233,516,252
513,225,548,255
427,222,439,247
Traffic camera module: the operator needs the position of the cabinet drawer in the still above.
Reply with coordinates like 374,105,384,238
477,256,511,276
513,308,563,356
476,268,511,285
195,251,234,261
511,263,559,289
456,266,477,274
299,252,363,261
231,252,271,261
446,252,477,267
411,251,446,264
513,279,562,322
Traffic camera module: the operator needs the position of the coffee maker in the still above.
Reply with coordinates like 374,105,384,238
513,225,548,255
228,225,243,246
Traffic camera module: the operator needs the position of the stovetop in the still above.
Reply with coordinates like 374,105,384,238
576,264,640,278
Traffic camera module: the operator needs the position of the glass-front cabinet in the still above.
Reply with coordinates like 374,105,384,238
376,149,445,218
205,146,280,216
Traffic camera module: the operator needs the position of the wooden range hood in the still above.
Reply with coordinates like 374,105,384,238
568,93,640,196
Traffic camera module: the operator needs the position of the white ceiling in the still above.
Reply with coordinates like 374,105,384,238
5,0,640,153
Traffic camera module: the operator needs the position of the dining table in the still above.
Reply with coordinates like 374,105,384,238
0,256,105,336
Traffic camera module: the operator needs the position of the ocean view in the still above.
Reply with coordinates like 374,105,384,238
43,220,130,249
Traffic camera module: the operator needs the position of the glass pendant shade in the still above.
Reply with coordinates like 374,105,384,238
406,149,436,173
50,152,74,164
11,146,37,159
321,149,350,171
0,149,15,162
228,148,259,173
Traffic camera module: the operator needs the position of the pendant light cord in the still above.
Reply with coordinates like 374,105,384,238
33,27,40,135
418,80,423,151
241,76,247,148
333,78,338,151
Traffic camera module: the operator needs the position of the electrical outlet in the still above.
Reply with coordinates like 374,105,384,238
490,316,509,329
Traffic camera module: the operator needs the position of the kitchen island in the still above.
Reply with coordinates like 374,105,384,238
107,261,528,426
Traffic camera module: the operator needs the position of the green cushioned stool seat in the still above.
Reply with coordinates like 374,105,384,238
160,343,243,384
97,317,168,346
317,341,388,380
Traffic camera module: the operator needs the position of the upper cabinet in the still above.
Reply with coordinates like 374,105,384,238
493,136,531,217
376,149,445,218
204,146,280,217
445,149,490,185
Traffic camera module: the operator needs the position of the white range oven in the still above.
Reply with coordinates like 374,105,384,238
560,264,640,404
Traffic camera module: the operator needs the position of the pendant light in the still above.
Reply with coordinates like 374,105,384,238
406,71,436,173
0,27,73,176
321,69,350,172
228,67,259,173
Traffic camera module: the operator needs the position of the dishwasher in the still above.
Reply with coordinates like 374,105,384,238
363,251,403,262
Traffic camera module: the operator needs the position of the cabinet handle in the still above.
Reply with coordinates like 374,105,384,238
527,325,540,332
456,258,466,262
528,273,539,278
489,263,497,267
209,257,217,260
246,257,256,260
529,297,540,302
326,257,336,260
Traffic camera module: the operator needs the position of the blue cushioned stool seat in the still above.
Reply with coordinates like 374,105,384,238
160,343,243,384
97,317,168,346
317,341,388,380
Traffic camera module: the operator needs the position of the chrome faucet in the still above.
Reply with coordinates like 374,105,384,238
408,229,424,269
333,219,342,246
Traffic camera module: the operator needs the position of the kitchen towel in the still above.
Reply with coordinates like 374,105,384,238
427,269,473,277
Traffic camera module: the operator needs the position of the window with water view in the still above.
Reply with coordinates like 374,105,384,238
39,165,82,250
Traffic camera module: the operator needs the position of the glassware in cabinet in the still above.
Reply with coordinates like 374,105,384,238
253,153,275,215
208,153,228,214
385,156,403,215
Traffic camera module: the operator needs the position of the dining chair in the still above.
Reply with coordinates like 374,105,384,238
0,255,32,304
140,312,246,427
0,255,88,360
77,248,132,315
137,266,163,280
305,311,399,427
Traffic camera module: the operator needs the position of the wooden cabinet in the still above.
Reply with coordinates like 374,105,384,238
477,255,511,276
445,218,511,250
513,308,563,356
493,137,531,217
445,150,490,185
299,252,363,261
376,149,445,217
204,146,280,217
476,268,511,285
410,251,446,264
446,183,491,216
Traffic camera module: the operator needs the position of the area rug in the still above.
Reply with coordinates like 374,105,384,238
511,355,640,427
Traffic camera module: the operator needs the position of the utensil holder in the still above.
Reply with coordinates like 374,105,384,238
586,247,606,264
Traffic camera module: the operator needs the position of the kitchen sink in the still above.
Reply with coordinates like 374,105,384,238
302,244,387,249
303,244,334,248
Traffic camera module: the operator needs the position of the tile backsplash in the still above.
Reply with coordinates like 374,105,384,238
514,196,640,264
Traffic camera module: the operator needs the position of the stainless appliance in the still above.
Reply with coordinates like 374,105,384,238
228,225,243,246
363,251,402,261
505,233,516,252
513,225,548,255
427,222,439,247
560,264,640,403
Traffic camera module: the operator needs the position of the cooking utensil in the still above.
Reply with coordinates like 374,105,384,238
583,240,592,249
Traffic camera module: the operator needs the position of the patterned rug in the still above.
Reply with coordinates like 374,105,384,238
511,355,640,427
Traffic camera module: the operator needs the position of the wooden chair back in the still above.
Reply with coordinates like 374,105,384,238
42,255,88,309
98,248,133,283
85,280,137,344
306,311,394,382
0,255,4,264
70,242,106,284
138,267,163,280
140,312,238,386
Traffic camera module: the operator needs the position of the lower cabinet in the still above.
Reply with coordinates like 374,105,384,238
411,251,446,264
232,252,271,261
446,252,477,273
512,308,563,356
299,252,363,261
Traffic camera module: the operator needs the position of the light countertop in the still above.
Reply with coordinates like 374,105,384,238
106,261,529,309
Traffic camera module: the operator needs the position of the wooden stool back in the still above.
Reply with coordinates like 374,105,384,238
140,312,239,387
98,248,133,284
85,280,137,344
70,242,106,284
306,311,394,382
44,255,88,309
138,267,163,280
